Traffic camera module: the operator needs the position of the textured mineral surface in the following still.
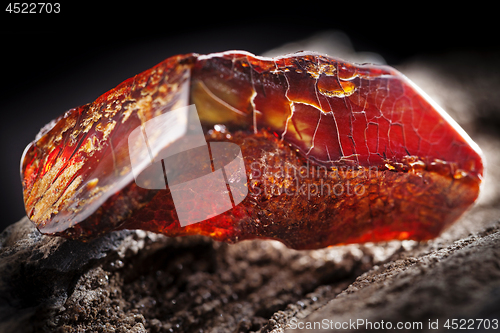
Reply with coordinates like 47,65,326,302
21,50,483,248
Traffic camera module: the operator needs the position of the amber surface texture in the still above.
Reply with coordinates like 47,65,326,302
21,51,484,249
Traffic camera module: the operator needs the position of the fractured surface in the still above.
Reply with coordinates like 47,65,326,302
21,51,484,249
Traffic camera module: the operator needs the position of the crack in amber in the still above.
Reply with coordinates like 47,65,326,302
21,51,484,249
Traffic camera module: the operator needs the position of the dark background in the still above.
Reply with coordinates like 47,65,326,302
0,4,497,232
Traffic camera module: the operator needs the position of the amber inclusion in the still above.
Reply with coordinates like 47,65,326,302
21,51,484,249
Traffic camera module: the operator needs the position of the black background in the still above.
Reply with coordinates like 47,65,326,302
0,4,497,232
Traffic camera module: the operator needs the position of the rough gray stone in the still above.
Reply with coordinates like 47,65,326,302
0,216,386,333
0,217,172,332
285,220,500,332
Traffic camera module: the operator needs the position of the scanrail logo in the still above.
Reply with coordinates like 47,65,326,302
128,104,248,227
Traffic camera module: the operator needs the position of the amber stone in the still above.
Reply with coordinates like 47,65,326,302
21,51,484,249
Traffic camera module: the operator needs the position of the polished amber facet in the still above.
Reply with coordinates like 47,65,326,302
21,51,484,249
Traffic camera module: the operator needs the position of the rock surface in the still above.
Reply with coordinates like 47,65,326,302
1,33,500,333
0,216,388,333
286,213,500,332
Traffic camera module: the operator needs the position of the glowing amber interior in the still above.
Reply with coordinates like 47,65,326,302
21,51,483,249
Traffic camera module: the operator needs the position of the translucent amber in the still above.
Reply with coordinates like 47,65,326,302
21,51,484,249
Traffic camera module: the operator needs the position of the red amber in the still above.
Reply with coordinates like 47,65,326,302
21,51,484,249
